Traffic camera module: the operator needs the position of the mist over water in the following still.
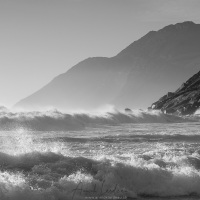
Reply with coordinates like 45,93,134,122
0,108,200,199
0,107,194,131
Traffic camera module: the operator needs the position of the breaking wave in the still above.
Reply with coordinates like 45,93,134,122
0,109,194,131
1,151,200,199
1,107,200,199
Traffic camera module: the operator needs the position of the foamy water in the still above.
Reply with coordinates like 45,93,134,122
0,110,200,199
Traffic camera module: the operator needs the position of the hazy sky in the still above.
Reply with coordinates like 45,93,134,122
0,0,200,107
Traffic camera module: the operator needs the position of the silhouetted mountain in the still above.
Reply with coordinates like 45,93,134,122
15,21,200,111
150,70,200,115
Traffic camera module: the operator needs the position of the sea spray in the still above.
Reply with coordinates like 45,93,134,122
0,109,194,131
0,117,200,199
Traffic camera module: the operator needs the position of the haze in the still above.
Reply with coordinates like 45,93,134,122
0,0,200,107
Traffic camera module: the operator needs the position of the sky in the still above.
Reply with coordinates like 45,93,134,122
0,0,200,107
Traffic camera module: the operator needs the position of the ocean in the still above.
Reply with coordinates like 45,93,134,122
0,109,200,200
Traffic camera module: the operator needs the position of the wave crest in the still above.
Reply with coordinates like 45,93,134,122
0,109,194,131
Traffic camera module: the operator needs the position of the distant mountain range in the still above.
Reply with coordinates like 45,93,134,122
15,21,200,111
150,70,200,115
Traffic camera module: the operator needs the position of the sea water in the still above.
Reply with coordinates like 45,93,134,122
1,110,200,200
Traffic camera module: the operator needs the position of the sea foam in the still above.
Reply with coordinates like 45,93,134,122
0,109,194,131
1,151,200,199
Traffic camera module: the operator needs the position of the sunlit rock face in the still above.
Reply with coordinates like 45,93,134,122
15,21,200,111
151,70,200,115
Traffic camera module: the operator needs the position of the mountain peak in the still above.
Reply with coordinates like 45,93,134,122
176,21,196,26
117,21,200,59
159,21,196,33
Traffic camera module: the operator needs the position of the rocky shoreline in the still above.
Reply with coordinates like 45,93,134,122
150,70,200,115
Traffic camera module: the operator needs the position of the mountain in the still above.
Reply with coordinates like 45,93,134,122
15,21,200,111
150,70,200,115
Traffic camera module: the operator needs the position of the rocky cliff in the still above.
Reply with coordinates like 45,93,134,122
150,70,200,115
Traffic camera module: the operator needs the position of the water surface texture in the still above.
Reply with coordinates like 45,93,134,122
0,111,200,200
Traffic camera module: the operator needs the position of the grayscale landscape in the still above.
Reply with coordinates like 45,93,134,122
1,1,200,200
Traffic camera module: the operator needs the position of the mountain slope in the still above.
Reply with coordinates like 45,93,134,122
15,21,200,111
150,70,200,115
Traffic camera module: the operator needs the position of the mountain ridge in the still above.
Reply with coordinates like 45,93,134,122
15,21,200,111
